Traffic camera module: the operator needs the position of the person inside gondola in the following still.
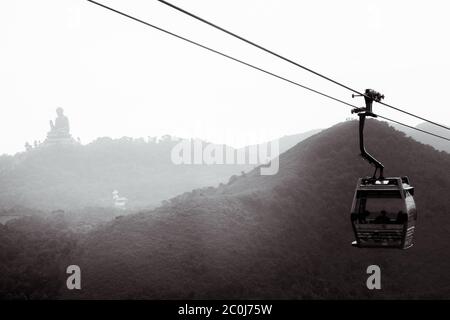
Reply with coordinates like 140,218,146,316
375,210,391,224
396,211,406,223
358,210,370,223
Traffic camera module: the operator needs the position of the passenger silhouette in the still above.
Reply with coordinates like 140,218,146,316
375,210,390,224
359,210,370,223
396,211,406,223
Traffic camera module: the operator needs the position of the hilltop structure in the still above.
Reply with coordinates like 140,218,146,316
112,190,128,210
44,108,77,145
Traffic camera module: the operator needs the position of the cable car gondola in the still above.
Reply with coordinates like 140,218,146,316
350,89,417,249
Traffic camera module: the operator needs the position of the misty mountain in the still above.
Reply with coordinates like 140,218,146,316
56,119,450,299
390,121,450,153
0,136,244,211
0,132,318,212
240,129,322,158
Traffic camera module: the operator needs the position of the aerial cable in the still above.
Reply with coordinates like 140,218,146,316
86,0,358,109
86,0,450,142
157,0,450,132
376,115,450,141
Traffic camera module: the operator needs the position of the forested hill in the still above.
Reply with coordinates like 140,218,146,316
0,131,319,212
65,120,450,299
391,121,450,153
0,136,250,210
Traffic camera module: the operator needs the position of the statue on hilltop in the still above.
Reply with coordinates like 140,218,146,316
50,107,70,135
45,108,76,145
24,108,78,151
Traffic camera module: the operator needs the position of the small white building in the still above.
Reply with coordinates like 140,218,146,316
112,190,128,210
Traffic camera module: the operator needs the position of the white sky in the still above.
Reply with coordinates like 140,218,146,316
1,0,449,155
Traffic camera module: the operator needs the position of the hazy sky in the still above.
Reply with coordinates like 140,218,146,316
1,0,449,155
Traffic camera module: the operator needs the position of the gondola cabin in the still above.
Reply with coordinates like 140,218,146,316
350,176,417,249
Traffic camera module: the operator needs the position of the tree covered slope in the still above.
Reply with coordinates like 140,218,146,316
64,120,450,299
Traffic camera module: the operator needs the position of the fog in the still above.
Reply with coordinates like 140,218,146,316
1,0,449,155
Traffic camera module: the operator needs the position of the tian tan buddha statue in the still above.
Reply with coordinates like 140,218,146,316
45,107,75,144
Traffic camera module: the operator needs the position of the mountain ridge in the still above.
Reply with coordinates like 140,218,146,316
0,131,320,211
390,121,450,153
63,119,450,299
